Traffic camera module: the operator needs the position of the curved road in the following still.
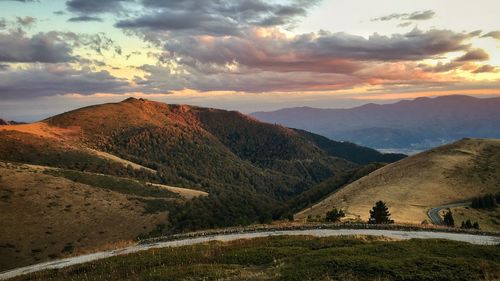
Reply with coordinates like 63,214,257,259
428,202,470,225
1,228,499,280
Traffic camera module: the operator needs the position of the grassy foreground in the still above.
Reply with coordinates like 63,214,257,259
12,236,500,281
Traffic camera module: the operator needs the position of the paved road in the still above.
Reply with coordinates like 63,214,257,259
428,202,470,225
1,228,499,280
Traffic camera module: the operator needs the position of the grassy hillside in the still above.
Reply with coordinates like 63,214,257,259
0,129,160,183
0,162,178,271
451,206,500,232
11,236,500,281
296,138,500,225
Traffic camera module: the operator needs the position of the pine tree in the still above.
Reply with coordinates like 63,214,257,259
443,209,454,226
478,197,485,208
368,201,393,224
471,198,479,208
486,194,496,208
466,219,472,228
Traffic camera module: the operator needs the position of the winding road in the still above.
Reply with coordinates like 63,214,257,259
1,228,499,280
427,202,471,225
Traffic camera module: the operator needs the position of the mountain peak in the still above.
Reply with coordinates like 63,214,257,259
121,97,148,103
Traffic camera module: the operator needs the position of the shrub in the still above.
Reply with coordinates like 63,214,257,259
325,207,345,222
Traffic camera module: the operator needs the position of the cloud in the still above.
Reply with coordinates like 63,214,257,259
115,0,320,36
0,64,130,99
0,28,121,63
455,49,489,61
372,10,435,22
472,65,497,73
0,31,74,63
481,31,500,40
407,10,435,20
66,0,130,14
397,22,412,28
121,26,482,93
162,28,474,76
16,16,36,27
135,63,362,93
68,16,103,22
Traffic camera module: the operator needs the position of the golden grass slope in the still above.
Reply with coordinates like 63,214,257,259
0,122,80,140
296,138,500,224
450,206,500,232
0,162,168,271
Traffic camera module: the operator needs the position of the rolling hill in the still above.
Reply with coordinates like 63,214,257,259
296,138,500,226
0,98,402,270
252,95,500,152
0,162,179,271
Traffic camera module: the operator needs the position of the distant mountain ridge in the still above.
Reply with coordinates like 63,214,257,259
252,95,500,151
0,118,24,125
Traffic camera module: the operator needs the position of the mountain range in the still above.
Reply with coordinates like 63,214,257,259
252,95,500,153
0,98,403,270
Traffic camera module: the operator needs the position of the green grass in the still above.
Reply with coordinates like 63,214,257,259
14,236,500,281
44,169,179,199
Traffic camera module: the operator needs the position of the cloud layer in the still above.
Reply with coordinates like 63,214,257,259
116,0,320,36
0,31,73,63
0,1,498,104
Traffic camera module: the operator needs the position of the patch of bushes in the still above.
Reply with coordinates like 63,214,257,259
461,219,480,230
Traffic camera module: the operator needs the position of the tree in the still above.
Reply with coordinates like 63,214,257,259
325,208,345,222
461,219,480,230
471,194,498,209
368,201,393,224
443,209,454,226
485,194,496,208
471,197,480,208
472,222,480,229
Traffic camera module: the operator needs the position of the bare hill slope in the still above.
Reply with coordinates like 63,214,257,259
0,162,173,271
296,138,500,224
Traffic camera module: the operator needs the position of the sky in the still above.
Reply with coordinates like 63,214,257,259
0,0,499,121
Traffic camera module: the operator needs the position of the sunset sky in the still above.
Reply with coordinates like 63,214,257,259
0,0,499,121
